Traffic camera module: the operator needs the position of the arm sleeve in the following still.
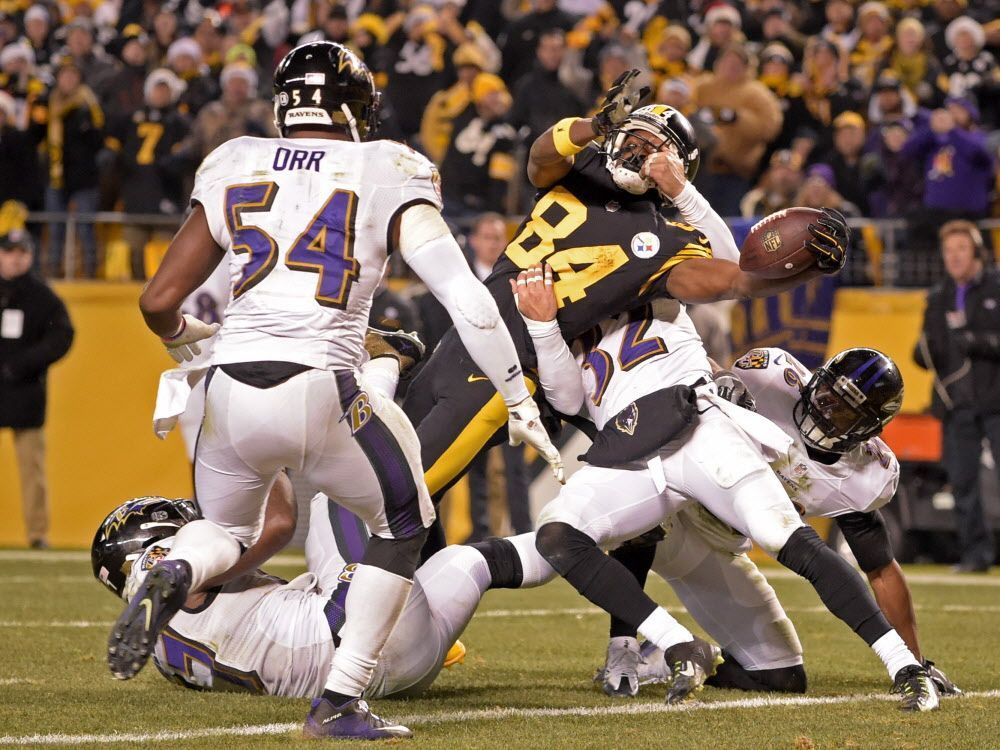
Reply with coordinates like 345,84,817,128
399,204,530,407
521,317,585,416
672,182,740,262
835,510,894,573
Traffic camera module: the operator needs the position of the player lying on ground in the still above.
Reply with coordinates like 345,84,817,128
513,264,942,711
118,41,560,741
591,347,960,700
399,76,841,558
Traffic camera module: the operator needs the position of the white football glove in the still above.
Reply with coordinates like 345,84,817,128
508,396,564,484
162,314,221,363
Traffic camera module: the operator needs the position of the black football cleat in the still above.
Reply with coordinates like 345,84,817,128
303,696,413,740
662,636,722,704
923,660,962,696
364,327,426,375
891,664,940,712
107,559,191,680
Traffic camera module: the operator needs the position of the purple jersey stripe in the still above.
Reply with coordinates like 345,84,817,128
334,370,424,539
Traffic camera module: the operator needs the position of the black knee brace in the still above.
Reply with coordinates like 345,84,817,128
706,651,808,694
777,526,890,645
363,528,429,579
470,537,524,589
536,522,657,630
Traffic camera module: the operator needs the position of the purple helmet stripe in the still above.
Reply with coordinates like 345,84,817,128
860,360,892,393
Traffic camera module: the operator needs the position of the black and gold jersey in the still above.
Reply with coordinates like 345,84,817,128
486,144,712,355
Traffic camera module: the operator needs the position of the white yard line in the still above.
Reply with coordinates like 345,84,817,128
2,600,999,629
2,691,997,745
0,550,308,566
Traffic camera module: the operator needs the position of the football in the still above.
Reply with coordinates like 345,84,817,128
739,207,822,279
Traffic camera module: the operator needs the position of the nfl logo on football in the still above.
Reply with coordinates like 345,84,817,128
763,229,783,253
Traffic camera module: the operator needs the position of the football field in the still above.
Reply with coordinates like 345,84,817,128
1,551,998,749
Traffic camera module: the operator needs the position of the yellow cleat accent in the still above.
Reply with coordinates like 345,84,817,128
443,640,466,669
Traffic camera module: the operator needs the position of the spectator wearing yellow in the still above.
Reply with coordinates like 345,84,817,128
440,72,517,217
420,43,486,165
40,54,104,277
384,4,449,139
849,2,895,89
801,37,866,133
694,43,783,216
192,10,226,77
647,25,691,92
885,17,942,107
820,0,859,51
822,110,871,214
0,41,45,129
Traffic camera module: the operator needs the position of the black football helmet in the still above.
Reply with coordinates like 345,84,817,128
91,497,200,599
605,104,700,194
273,41,380,141
793,348,903,453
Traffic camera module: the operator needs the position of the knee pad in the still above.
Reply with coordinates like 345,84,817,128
470,537,523,589
452,279,499,331
535,522,596,576
731,472,803,555
364,528,429,579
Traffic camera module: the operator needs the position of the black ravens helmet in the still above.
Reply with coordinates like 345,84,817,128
793,348,904,454
91,497,200,599
605,104,700,194
272,41,380,141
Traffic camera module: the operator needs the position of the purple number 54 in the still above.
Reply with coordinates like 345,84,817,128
224,182,360,309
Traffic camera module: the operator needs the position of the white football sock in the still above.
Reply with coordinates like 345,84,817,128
360,358,400,400
638,607,694,652
507,533,557,588
871,630,920,679
324,563,412,697
166,519,241,592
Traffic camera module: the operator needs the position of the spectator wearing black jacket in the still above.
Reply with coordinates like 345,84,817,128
914,221,1000,573
0,230,74,549
106,68,192,280
499,0,576,85
510,29,584,151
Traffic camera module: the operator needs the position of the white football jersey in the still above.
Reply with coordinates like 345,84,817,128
733,348,899,517
191,135,442,370
179,260,231,368
575,299,712,430
133,538,336,696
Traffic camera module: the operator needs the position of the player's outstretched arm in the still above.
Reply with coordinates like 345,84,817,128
528,69,649,189
139,203,224,361
397,205,564,482
665,257,824,304
510,263,586,417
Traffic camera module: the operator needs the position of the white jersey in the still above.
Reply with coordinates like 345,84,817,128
733,348,900,517
191,135,442,370
575,299,712,430
179,260,231,368
137,538,335,696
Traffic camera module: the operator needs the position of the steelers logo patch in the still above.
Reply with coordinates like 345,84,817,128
631,232,660,259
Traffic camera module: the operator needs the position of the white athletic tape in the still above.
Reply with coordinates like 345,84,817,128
2,692,996,745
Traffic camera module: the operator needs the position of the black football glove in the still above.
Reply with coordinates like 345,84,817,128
806,206,849,274
713,369,757,412
923,660,962,696
593,68,650,137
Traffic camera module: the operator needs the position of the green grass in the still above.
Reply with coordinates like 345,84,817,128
0,553,998,749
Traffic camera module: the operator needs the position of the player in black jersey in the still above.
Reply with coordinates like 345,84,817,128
402,71,849,552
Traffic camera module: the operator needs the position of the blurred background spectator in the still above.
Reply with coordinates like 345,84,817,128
0,0,985,291
0,228,73,549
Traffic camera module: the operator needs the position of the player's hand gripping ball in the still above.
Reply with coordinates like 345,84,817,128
740,206,849,279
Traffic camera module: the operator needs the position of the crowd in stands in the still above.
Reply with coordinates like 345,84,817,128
0,0,994,280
